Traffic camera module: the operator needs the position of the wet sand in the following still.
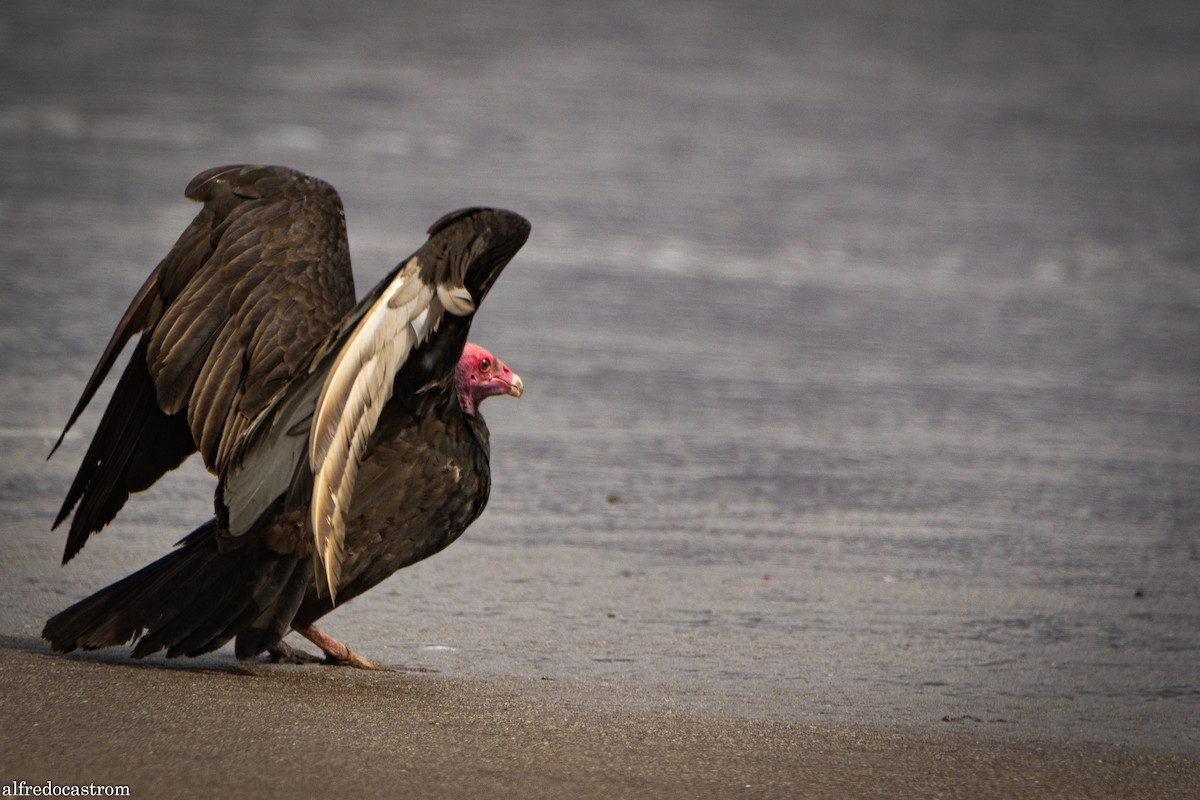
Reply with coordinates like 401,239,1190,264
2,0,1199,796
2,643,1196,799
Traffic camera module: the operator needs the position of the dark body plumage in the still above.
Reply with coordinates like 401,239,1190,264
292,386,493,629
43,165,530,665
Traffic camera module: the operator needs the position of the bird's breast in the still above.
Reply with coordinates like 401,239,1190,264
329,412,490,596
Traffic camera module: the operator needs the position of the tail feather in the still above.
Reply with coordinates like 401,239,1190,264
234,562,312,659
165,556,303,659
133,548,266,659
43,520,307,660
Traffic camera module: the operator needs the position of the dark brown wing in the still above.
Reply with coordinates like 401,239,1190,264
53,165,356,564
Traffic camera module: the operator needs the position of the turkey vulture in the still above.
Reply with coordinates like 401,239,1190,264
42,164,529,669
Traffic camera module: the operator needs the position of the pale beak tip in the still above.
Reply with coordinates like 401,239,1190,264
508,373,524,398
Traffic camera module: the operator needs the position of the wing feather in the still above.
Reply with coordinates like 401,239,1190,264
215,207,529,599
308,258,447,600
148,169,355,469
53,165,356,562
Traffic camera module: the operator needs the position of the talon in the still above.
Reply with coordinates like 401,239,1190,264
267,640,323,665
327,648,390,671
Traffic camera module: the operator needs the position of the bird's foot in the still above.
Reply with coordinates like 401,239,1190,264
327,648,389,670
266,640,324,665
295,624,391,671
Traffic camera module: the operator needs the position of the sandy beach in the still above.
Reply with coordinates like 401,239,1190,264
2,643,1196,799
2,0,1198,796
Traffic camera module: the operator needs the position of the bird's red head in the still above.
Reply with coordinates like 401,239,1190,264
455,343,523,416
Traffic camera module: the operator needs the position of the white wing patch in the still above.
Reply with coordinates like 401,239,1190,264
308,257,473,600
222,373,321,538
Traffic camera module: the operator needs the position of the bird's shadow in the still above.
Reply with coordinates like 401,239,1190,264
1,632,433,680
0,632,322,677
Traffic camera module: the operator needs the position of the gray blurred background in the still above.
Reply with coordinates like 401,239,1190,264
1,0,1197,752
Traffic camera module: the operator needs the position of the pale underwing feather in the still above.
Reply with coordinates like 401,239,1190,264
436,283,475,316
221,371,322,537
307,255,472,600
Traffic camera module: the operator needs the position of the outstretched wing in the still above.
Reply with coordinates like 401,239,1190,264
219,207,531,600
53,164,356,563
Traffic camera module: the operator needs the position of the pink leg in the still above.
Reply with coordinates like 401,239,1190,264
295,624,389,670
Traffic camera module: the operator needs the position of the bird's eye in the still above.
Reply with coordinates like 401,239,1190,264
480,358,491,371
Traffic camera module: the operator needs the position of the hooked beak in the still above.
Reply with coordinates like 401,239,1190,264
506,372,524,399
